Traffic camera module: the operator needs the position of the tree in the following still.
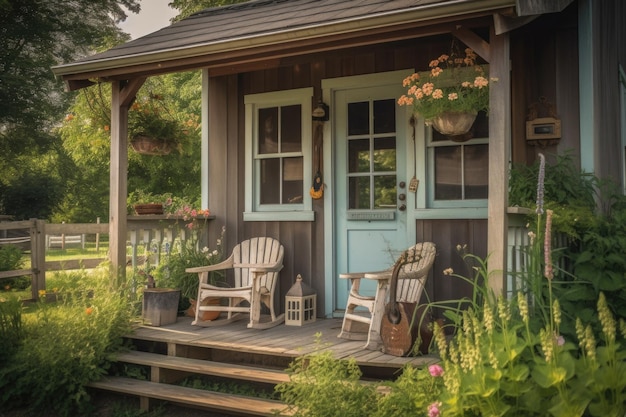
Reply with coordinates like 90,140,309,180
0,0,141,219
170,0,248,20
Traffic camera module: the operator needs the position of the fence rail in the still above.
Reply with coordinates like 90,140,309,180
0,216,211,301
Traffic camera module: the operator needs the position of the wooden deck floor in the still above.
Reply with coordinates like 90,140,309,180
130,316,438,372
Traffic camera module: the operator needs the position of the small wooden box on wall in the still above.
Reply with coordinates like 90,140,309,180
526,97,561,146
526,117,561,140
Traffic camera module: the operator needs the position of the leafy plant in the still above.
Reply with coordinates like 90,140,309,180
155,226,225,302
0,244,29,291
0,267,137,416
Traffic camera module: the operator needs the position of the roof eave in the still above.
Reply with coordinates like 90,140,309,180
52,0,516,83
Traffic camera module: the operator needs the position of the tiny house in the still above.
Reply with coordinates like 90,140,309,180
53,0,626,320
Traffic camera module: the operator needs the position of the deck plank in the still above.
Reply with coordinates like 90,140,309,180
130,317,435,369
88,376,293,416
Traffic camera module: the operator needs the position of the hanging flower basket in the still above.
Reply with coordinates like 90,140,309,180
131,135,173,156
429,110,477,138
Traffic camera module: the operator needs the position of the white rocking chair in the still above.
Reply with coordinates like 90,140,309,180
186,237,285,329
337,242,436,350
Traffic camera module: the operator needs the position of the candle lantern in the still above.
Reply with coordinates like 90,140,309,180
285,274,316,326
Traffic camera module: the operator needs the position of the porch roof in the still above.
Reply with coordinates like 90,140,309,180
52,0,518,90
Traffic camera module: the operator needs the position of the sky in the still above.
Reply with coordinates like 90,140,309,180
117,0,179,39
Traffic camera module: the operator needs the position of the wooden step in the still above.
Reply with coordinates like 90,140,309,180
116,350,290,385
88,376,294,416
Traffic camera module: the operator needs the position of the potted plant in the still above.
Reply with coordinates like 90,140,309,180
155,220,226,320
128,93,191,155
127,190,171,215
398,47,490,139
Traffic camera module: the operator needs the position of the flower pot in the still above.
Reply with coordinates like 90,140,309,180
429,111,477,138
187,297,221,321
131,135,173,156
134,203,164,215
142,288,180,326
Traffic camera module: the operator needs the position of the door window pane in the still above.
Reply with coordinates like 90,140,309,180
373,137,396,172
348,139,370,173
373,99,395,134
374,175,397,208
348,102,369,135
348,177,370,209
435,147,462,200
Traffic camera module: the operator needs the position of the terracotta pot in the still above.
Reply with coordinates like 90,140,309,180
134,203,164,215
429,111,477,138
187,297,221,321
131,135,173,156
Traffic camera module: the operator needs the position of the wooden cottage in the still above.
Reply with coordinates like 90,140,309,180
52,0,626,321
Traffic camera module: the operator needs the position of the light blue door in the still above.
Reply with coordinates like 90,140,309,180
334,84,410,310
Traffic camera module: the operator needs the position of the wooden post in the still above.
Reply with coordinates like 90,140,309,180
109,77,146,284
487,28,511,295
30,219,47,300
95,217,100,252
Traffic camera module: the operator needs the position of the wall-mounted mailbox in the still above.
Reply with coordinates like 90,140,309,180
526,117,561,140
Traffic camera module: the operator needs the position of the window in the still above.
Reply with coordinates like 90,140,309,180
427,112,489,208
347,99,398,210
244,88,314,221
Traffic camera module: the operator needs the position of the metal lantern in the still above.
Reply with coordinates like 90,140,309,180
285,274,317,326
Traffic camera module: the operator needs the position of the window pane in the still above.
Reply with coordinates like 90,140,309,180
373,137,396,172
260,158,280,204
259,107,278,154
464,144,489,199
348,176,370,209
435,147,462,200
374,175,396,209
348,102,369,135
348,139,370,173
282,157,303,204
281,105,302,152
373,99,395,134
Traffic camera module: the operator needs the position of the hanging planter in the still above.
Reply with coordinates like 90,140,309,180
398,45,490,139
429,110,477,139
130,135,173,156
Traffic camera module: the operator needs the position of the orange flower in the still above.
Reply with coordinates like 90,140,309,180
85,307,94,315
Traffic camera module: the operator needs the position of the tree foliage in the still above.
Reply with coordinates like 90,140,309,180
0,0,140,220
170,0,249,20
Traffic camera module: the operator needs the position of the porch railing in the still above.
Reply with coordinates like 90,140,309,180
0,216,212,301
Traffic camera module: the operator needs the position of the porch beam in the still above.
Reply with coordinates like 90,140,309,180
452,27,490,62
109,78,146,282
487,27,510,295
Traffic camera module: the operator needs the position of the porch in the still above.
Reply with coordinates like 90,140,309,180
91,316,438,416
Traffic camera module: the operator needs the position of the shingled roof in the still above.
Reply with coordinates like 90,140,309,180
52,0,517,89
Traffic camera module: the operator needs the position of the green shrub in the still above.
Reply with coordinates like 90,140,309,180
0,244,29,291
0,294,23,365
0,267,138,416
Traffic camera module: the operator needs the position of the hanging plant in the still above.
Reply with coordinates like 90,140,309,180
398,47,491,137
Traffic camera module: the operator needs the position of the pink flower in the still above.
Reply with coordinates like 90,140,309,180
428,364,444,377
428,402,442,417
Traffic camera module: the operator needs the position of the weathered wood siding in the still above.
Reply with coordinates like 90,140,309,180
417,219,488,319
208,36,481,313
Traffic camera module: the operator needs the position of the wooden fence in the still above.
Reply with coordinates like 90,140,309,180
0,216,209,301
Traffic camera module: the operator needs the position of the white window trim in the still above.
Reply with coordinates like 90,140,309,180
243,87,314,222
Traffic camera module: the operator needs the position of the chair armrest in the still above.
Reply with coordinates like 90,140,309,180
185,253,234,274
339,272,365,280
363,270,393,280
